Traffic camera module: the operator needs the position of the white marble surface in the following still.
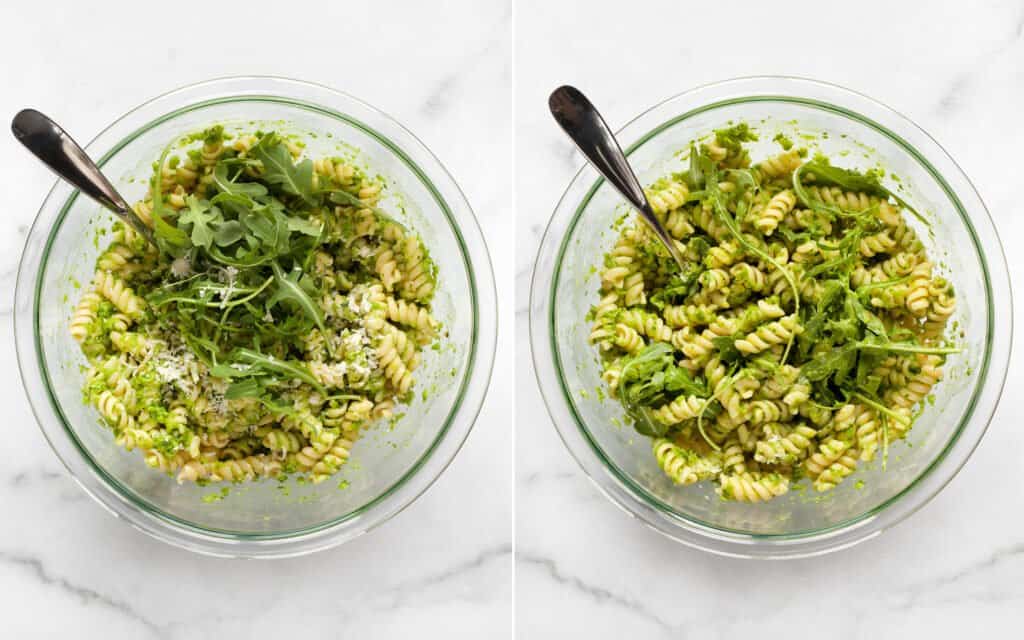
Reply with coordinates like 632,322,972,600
517,0,1024,637
0,1,512,638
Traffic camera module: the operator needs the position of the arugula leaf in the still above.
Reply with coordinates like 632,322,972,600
802,344,857,382
224,377,265,399
819,279,846,313
209,192,255,217
212,163,268,199
213,220,246,247
327,189,408,231
712,336,743,364
150,145,190,252
826,316,861,343
688,236,711,260
832,346,858,386
798,156,889,197
793,155,927,224
614,343,709,436
797,312,826,359
630,407,670,438
286,215,323,237
847,290,887,336
685,143,705,190
240,206,284,249
854,340,960,356
649,264,703,310
618,343,674,386
268,262,326,336
254,135,315,204
662,366,707,397
178,196,219,249
232,348,325,391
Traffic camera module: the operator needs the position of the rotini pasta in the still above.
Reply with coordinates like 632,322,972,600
589,124,958,502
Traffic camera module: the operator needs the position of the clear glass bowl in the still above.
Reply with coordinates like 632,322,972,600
15,76,497,558
530,76,1012,558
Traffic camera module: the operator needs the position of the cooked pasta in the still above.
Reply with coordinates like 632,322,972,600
71,127,440,485
589,124,958,502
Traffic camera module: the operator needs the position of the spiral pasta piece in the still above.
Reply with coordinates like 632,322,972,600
378,331,414,395
618,309,673,342
814,448,859,492
755,424,816,465
613,323,644,354
886,355,943,409
653,395,705,425
859,231,897,258
70,292,102,342
719,472,789,502
756,190,796,235
385,296,437,335
734,314,802,355
805,437,853,478
905,261,933,315
757,150,802,180
663,303,718,329
647,180,690,216
652,439,720,484
94,271,145,318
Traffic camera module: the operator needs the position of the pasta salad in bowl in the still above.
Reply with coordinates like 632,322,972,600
530,77,1010,558
16,77,497,557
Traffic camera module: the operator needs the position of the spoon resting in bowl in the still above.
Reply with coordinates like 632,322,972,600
11,108,156,247
548,85,688,271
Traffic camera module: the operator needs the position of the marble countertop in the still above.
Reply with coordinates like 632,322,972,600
0,1,512,637
516,0,1024,637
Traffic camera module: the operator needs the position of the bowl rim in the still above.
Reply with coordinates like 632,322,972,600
529,75,1013,558
14,75,498,557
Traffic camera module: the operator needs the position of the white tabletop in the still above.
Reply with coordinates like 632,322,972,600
516,0,1023,637
0,1,513,637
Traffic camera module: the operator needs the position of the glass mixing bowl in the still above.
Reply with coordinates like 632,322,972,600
15,76,497,558
530,76,1012,558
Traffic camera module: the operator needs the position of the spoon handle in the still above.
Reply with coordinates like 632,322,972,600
11,109,155,244
548,86,687,269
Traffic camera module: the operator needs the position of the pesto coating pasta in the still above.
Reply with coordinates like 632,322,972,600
71,126,440,485
590,124,959,502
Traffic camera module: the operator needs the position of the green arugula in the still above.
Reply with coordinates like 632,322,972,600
616,343,708,437
150,145,190,252
212,163,269,199
268,262,326,337
326,189,407,231
711,336,743,364
649,263,703,310
211,348,326,393
253,134,316,204
793,156,927,225
140,130,357,383
179,196,219,249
